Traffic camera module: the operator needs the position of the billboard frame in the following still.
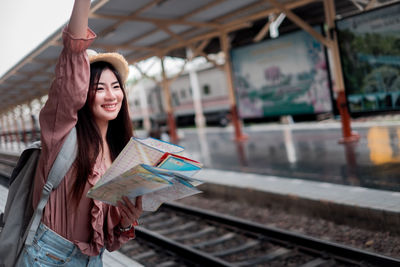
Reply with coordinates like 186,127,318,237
335,1,400,117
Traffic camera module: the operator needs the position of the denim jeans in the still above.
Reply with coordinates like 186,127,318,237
16,223,104,267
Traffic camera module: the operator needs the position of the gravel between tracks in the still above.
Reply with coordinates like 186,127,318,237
177,195,400,259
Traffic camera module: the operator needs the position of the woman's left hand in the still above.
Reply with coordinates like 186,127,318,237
117,196,143,228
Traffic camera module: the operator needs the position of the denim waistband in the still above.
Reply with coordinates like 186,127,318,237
34,223,78,257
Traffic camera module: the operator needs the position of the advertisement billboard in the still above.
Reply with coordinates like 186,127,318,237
231,27,332,118
336,2,400,115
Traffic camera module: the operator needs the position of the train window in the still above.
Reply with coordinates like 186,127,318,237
172,92,180,106
180,89,186,99
203,84,210,95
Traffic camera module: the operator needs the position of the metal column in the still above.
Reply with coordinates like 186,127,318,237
160,57,179,144
324,0,360,143
220,32,247,141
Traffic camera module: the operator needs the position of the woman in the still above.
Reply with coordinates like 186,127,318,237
18,0,142,266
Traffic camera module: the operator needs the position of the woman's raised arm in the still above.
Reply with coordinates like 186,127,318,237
68,0,91,38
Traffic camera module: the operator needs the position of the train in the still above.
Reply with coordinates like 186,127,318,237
128,64,232,129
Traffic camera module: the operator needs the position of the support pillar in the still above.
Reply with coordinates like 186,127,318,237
5,113,13,150
12,109,22,150
0,117,4,149
336,91,360,143
186,48,206,129
219,32,247,141
138,82,151,134
20,105,28,145
160,57,178,144
196,127,211,167
324,0,359,143
28,102,37,142
1,116,7,148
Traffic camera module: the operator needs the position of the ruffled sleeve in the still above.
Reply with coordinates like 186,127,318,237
37,27,96,188
33,27,96,212
62,28,96,53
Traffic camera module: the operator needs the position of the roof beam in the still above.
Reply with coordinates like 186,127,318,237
97,0,164,38
133,64,159,84
365,0,378,10
90,13,220,28
215,0,271,23
94,0,226,47
183,0,228,19
266,0,332,47
90,42,161,52
221,0,318,29
158,24,224,70
131,0,166,16
253,16,274,42
166,60,187,85
127,22,251,63
145,0,272,53
192,39,211,58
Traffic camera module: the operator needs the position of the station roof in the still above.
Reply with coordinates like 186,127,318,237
0,0,393,114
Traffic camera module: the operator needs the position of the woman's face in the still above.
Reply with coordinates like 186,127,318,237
91,68,124,126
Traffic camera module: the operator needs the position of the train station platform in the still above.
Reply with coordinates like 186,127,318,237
193,168,400,234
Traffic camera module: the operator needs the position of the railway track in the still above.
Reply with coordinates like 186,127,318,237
0,152,399,266
123,202,400,267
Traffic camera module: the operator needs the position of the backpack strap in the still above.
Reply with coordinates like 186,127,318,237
25,127,77,246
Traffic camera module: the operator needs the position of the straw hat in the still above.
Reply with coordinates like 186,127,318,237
86,49,129,83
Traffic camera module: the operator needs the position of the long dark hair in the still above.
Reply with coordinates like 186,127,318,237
72,61,133,202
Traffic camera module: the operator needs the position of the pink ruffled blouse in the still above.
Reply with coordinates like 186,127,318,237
32,27,133,256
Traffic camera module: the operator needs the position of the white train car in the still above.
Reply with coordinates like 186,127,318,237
129,65,231,128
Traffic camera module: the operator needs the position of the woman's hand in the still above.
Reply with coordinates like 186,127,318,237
117,196,143,228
